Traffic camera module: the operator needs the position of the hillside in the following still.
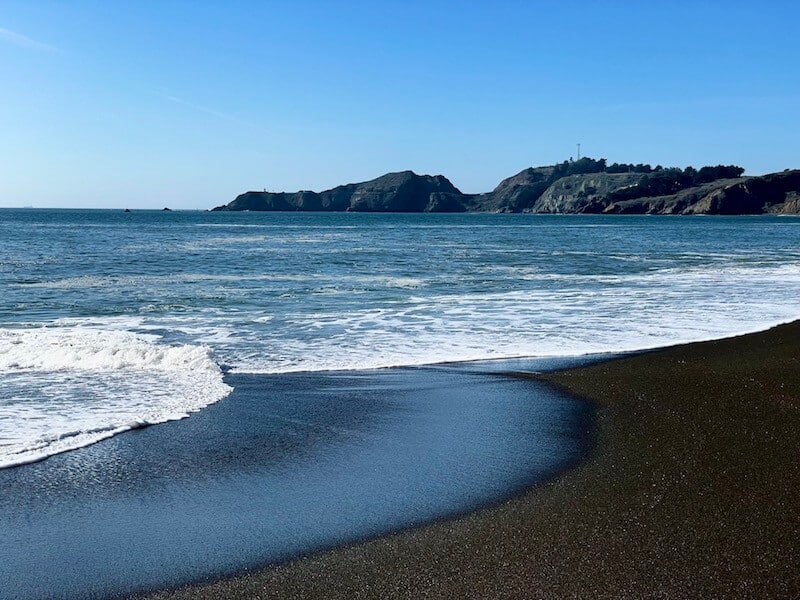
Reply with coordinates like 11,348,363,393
215,171,466,213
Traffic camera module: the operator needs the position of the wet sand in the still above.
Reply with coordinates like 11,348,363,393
0,368,589,600
140,321,800,599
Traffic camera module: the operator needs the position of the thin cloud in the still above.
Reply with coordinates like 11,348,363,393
164,94,239,122
0,27,59,52
161,93,269,134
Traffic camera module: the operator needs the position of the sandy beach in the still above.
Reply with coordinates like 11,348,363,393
139,320,800,599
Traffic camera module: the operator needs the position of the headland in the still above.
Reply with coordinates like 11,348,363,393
213,159,800,215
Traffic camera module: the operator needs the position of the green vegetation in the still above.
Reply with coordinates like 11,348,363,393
547,158,745,201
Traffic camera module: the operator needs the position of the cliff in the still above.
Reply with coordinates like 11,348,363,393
530,172,642,213
478,167,554,213
215,171,467,213
577,170,800,215
681,170,800,215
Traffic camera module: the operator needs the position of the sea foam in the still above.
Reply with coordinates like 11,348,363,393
0,326,231,468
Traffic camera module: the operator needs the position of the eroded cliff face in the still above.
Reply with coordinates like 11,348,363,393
775,193,800,214
682,170,800,215
530,173,642,213
600,179,744,214
531,170,800,215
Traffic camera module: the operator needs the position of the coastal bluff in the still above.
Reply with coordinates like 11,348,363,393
215,171,469,213
212,160,800,215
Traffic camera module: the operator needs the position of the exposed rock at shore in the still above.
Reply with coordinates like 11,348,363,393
591,170,800,215
599,179,740,214
213,164,800,215
682,170,800,215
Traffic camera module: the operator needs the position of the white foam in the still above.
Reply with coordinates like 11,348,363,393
17,272,427,291
0,327,221,373
226,261,800,374
0,326,231,469
4,238,799,469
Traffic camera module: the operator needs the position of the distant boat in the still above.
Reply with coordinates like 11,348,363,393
123,208,131,213
162,207,172,211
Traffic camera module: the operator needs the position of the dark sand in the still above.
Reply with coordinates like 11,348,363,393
140,321,800,599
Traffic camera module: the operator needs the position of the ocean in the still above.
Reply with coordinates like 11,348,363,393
1,209,799,598
2,209,799,468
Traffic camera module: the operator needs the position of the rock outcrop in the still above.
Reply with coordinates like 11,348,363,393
681,170,800,215
531,173,642,213
600,179,740,214
479,167,554,212
596,170,800,215
214,171,466,213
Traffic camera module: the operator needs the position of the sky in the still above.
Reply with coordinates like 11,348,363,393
1,1,799,209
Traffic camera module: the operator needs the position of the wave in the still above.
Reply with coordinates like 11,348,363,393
0,326,231,469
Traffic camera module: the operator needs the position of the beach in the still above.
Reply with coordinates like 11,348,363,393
139,320,800,599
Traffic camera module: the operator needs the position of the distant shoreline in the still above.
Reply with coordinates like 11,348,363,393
213,161,800,215
3,206,800,216
138,320,800,599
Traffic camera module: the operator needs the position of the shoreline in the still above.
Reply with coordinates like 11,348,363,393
138,320,800,599
0,364,590,600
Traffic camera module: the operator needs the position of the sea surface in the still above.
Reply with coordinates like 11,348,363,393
1,210,799,598
1,209,799,467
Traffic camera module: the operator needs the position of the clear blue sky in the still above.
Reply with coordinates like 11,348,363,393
2,1,798,208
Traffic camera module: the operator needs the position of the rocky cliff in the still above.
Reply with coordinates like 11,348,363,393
478,167,554,212
213,165,800,215
564,170,800,215
530,172,642,213
215,171,467,213
600,179,741,214
681,170,800,215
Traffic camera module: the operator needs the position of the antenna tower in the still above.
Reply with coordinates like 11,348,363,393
577,143,581,160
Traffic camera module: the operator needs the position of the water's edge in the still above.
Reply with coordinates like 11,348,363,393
0,360,594,600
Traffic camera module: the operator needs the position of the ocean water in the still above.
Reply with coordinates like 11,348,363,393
1,209,799,468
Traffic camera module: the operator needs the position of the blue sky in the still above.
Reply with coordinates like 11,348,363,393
1,1,798,208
